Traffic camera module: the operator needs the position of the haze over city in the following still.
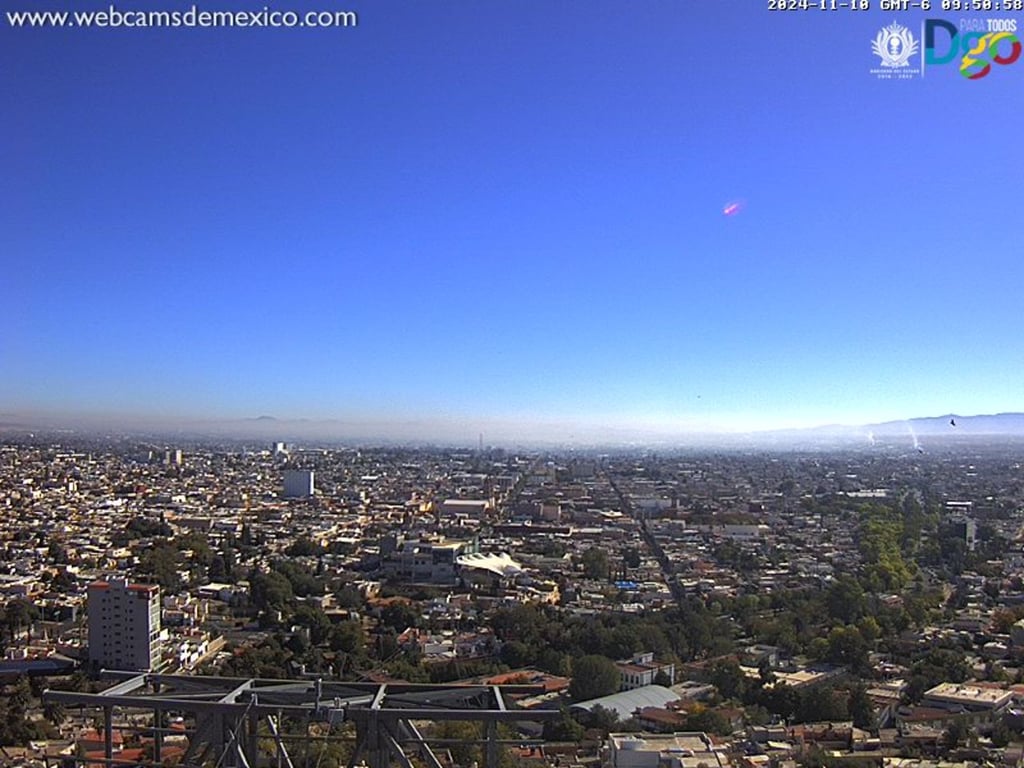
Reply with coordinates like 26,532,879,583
7,3,1024,761
4,2,1022,442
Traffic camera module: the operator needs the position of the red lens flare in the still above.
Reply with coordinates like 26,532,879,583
722,200,745,216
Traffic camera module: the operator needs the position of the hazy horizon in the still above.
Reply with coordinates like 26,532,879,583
4,407,1024,450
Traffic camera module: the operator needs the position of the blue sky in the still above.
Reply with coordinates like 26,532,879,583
3,1,1023,440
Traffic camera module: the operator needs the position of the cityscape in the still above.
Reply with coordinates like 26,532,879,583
6,0,1024,767
2,424,1024,768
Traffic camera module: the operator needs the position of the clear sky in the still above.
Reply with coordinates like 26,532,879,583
3,0,1023,441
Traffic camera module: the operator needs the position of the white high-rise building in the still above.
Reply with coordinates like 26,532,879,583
87,579,162,671
283,469,315,498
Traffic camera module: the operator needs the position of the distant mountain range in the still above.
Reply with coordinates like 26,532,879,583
761,412,1024,446
2,411,1023,447
867,412,1024,436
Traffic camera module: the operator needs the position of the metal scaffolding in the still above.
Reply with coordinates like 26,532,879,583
45,673,561,768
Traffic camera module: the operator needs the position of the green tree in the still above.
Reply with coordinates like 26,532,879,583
43,699,66,729
685,707,732,736
48,569,76,593
218,636,293,678
387,658,429,683
379,602,420,632
906,649,970,702
48,541,69,564
125,516,173,538
847,684,875,730
543,707,586,742
335,585,363,610
284,630,310,656
793,686,848,724
292,604,332,644
826,576,867,624
7,675,32,716
990,718,1012,748
176,532,213,566
272,559,325,597
431,721,482,767
709,658,746,701
581,548,610,580
942,719,969,749
138,543,183,592
2,599,38,644
490,603,545,643
285,535,323,557
606,624,641,659
759,682,797,721
569,655,621,701
208,554,228,582
826,625,868,671
328,621,365,656
586,704,621,733
249,569,295,620
286,722,353,768
537,647,571,676
499,640,535,668
858,505,912,591
856,615,881,644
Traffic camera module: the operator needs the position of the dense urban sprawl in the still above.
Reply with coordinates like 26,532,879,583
3,433,1024,768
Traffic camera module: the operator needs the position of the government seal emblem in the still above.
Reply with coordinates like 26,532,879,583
872,22,919,68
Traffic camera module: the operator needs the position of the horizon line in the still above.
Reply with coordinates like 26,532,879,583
2,408,1023,448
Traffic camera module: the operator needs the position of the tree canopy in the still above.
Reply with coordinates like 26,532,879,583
569,655,621,701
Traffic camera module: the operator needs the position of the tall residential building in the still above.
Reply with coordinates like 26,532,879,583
283,469,315,498
952,517,978,551
87,579,162,671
